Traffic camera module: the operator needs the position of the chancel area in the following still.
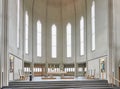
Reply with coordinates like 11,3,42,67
0,0,120,89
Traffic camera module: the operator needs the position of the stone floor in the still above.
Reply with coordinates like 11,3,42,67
17,76,86,82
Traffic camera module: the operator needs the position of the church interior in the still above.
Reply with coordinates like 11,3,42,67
0,0,120,89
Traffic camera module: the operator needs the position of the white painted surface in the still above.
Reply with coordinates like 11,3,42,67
14,57,22,80
9,73,13,81
88,59,100,78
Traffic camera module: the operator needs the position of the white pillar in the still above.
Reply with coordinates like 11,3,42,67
0,0,3,87
0,0,8,87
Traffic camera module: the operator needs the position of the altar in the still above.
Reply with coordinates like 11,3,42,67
47,71,67,78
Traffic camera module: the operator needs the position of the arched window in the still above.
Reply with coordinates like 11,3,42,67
51,24,57,58
37,20,42,57
17,0,20,48
66,23,72,58
25,11,29,54
91,1,95,51
80,16,84,55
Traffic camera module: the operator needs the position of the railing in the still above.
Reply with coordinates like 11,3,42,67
109,74,120,87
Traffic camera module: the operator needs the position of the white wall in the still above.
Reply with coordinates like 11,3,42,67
8,0,23,59
7,0,115,80
7,0,24,81
62,0,75,63
86,0,110,81
23,0,33,62
88,59,100,78
30,0,87,64
22,0,97,64
9,73,13,81
14,57,22,80
1,0,120,87
75,0,87,63
86,0,109,60
23,0,109,67
88,56,107,79
33,0,47,63
112,0,120,82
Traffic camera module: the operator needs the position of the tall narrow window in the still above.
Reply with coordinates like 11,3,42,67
17,0,20,48
80,16,84,55
51,24,57,58
91,1,95,51
25,11,29,54
66,23,72,58
37,21,42,57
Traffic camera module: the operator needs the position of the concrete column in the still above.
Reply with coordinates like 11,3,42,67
45,63,48,77
0,0,3,87
0,0,8,87
3,0,8,86
83,65,86,76
30,63,34,77
22,0,24,74
107,0,113,83
74,63,78,78
112,0,120,86
31,0,34,78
